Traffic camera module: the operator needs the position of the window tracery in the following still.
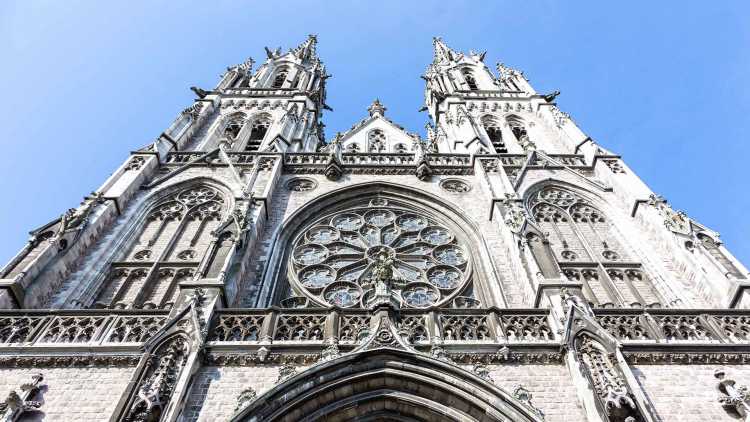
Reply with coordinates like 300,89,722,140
528,186,662,308
287,198,473,309
93,185,226,309
367,129,386,152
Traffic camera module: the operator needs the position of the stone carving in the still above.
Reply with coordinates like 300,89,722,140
212,314,265,342
472,363,493,382
577,335,640,422
181,102,204,120
276,362,297,383
647,194,691,235
496,62,524,85
123,335,189,422
415,156,433,181
0,317,46,344
440,178,471,193
595,314,652,341
603,159,625,174
107,316,166,343
55,192,105,246
234,387,257,413
501,314,552,342
501,197,527,233
549,105,571,127
319,338,341,362
715,368,750,418
286,177,317,192
0,373,44,421
339,315,371,343
513,385,545,420
440,314,491,341
274,314,325,341
398,315,429,343
125,156,146,171
40,316,107,343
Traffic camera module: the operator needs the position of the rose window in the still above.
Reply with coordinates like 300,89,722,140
289,201,471,308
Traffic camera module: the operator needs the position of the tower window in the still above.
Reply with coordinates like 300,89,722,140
245,115,271,151
462,68,478,91
507,117,535,151
272,68,288,88
224,120,244,140
481,116,506,153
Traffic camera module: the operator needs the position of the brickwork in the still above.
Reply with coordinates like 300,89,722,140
183,365,293,421
485,363,587,422
633,364,750,422
0,366,135,421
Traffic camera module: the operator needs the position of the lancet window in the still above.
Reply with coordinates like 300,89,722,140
286,197,476,309
527,186,661,308
223,117,245,140
507,117,533,151
481,116,506,153
462,68,478,91
272,67,288,88
244,114,271,151
93,184,227,309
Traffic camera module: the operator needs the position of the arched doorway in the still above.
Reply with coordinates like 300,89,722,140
231,348,543,422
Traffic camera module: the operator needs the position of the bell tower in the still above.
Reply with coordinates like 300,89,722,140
206,34,329,154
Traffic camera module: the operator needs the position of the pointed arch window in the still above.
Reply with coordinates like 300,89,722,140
368,129,386,152
245,114,271,151
506,117,534,151
461,68,479,91
527,186,661,308
272,67,288,88
481,116,506,153
224,118,245,140
93,185,228,310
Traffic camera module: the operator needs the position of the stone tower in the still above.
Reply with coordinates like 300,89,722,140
0,36,748,422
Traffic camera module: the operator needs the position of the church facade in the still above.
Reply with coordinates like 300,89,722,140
0,36,748,422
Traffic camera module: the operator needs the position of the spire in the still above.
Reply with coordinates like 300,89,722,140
291,34,318,62
367,99,386,117
432,37,458,64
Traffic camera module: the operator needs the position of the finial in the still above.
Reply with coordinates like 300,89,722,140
368,99,386,117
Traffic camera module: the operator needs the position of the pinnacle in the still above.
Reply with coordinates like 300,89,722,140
292,34,318,61
367,98,386,117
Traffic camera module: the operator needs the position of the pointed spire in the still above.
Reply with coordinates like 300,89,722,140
367,99,386,117
291,34,318,62
432,37,458,64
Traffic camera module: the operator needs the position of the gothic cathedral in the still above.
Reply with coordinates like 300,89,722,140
0,36,748,422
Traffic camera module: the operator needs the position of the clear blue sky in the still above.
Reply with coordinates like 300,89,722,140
0,1,748,267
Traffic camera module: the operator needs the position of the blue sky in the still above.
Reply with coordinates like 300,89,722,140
0,1,748,267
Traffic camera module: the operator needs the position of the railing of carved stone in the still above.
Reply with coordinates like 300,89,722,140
208,308,554,346
0,309,169,346
593,308,750,344
282,152,474,175
164,152,260,166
